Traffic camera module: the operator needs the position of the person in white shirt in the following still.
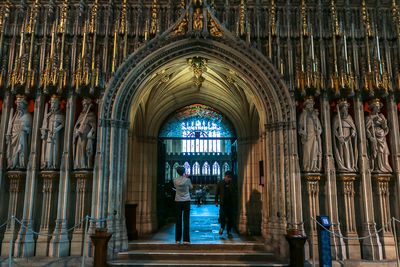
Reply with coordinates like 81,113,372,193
173,166,193,244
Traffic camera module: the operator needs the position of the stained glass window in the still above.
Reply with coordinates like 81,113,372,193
193,162,200,175
202,162,210,175
184,162,191,175
212,162,220,175
159,104,235,153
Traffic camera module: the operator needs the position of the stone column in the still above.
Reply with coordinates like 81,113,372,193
1,172,25,256
386,94,400,255
372,174,397,259
70,171,91,255
14,93,45,257
320,95,346,260
117,124,129,251
50,94,76,257
352,95,382,260
303,174,321,263
36,172,58,256
106,120,121,256
338,174,361,259
0,92,13,250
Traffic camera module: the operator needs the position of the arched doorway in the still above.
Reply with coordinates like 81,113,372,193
157,104,238,227
94,21,301,256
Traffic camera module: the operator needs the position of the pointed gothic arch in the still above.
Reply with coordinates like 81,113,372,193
93,16,302,255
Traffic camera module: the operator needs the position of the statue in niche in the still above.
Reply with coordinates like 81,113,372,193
73,98,96,170
365,99,392,173
40,95,65,170
332,100,358,172
298,97,322,172
6,95,32,170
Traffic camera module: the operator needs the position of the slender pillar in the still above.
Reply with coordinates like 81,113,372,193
50,94,76,257
372,174,396,259
386,94,400,255
14,93,45,257
352,95,382,260
338,174,361,259
0,93,13,251
304,174,320,263
1,173,25,256
320,95,346,260
36,172,58,256
70,172,91,255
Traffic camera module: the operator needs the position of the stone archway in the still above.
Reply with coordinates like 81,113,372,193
94,34,302,256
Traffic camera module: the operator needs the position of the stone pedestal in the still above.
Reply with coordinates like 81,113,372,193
36,171,59,256
1,172,25,256
372,173,397,260
338,173,361,259
70,171,92,256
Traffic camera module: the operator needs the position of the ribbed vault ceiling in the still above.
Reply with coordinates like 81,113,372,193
129,56,261,138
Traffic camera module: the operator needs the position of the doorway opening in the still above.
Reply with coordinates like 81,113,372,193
157,104,238,229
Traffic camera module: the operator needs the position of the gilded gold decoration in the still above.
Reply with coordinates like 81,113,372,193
58,0,69,34
303,175,321,182
208,15,222,37
193,8,203,31
89,0,98,35
270,0,276,36
150,0,158,36
239,0,246,36
188,57,207,88
362,0,372,37
119,0,127,35
301,0,308,37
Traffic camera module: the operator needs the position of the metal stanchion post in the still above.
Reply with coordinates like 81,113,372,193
393,217,400,267
81,216,89,267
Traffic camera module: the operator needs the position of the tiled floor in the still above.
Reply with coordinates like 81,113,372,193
133,204,261,244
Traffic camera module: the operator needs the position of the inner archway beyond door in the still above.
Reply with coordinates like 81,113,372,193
96,36,301,256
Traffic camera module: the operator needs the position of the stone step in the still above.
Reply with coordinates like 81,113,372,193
118,250,276,262
109,242,289,267
127,242,267,252
108,260,289,267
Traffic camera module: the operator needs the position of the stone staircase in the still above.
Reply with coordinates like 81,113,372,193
108,242,289,266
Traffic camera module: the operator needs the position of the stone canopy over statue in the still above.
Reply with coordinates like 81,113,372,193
40,96,65,170
332,100,358,172
73,98,96,170
298,97,322,172
6,95,33,170
365,99,392,173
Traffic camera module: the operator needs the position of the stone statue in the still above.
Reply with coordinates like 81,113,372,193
73,98,96,170
365,99,392,173
6,95,32,170
332,100,358,172
40,96,65,169
298,97,322,172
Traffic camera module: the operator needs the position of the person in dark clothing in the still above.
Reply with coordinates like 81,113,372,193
215,171,237,238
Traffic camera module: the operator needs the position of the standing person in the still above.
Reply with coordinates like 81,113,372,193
174,166,193,244
215,171,237,238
